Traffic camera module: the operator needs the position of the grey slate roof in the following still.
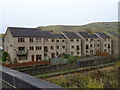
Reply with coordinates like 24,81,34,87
53,34,66,39
8,27,55,38
95,32,110,38
63,32,80,39
79,32,99,38
108,31,120,38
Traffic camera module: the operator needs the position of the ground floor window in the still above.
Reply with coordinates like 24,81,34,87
36,55,42,61
18,56,27,60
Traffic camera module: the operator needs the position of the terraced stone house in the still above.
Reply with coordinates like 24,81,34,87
4,27,60,63
95,32,112,54
77,32,100,55
62,32,81,56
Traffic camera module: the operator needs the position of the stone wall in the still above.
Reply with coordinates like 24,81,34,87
18,55,117,75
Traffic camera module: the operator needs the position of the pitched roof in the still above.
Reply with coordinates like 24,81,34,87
95,32,110,38
108,31,120,38
53,34,66,39
79,32,99,38
8,27,55,38
63,32,80,39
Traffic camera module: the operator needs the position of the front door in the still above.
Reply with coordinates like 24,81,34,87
31,55,34,61
51,53,55,58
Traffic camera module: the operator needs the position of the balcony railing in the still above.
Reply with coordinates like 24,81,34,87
44,49,48,52
16,49,28,55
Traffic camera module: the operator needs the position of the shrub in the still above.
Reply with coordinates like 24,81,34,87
64,54,70,58
2,51,9,62
68,56,77,64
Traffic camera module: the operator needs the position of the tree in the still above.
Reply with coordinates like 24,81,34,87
2,51,9,62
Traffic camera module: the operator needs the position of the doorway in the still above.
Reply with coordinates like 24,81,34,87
31,55,34,61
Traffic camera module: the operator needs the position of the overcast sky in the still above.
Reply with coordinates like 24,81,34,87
0,0,119,33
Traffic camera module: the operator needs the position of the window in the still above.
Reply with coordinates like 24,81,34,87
44,53,47,57
36,55,42,61
108,39,110,41
104,39,106,41
104,49,106,52
77,52,79,54
97,39,100,41
71,45,74,49
70,39,74,42
44,39,48,42
62,46,65,49
108,44,110,48
18,56,27,60
90,44,93,47
30,46,34,50
97,49,100,52
86,45,89,49
71,52,74,54
36,46,42,50
97,44,100,47
29,38,34,42
76,39,79,42
104,44,107,47
76,45,79,50
57,46,59,49
51,39,55,42
51,46,54,49
57,40,59,42
62,40,65,42
44,46,48,52
91,39,93,41
86,50,88,53
86,39,88,41
36,38,41,42
18,38,25,42
18,47,25,51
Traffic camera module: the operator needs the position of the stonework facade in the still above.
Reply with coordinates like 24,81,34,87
3,27,112,63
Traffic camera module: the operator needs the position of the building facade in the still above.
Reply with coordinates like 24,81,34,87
62,32,81,56
4,27,59,63
95,32,112,54
3,27,112,63
77,32,100,55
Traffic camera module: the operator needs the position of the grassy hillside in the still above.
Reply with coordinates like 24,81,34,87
38,22,118,33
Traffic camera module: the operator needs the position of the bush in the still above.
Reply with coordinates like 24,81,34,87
2,51,9,62
64,54,70,58
68,56,77,64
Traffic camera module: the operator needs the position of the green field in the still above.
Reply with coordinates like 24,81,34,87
44,62,119,88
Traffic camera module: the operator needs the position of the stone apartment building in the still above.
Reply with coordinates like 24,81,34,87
4,27,60,63
3,27,112,63
77,32,100,55
62,32,81,56
95,32,112,54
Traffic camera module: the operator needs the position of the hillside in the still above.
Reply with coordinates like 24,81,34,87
38,22,118,34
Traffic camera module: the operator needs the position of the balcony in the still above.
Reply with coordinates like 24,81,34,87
44,49,48,52
16,49,28,56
